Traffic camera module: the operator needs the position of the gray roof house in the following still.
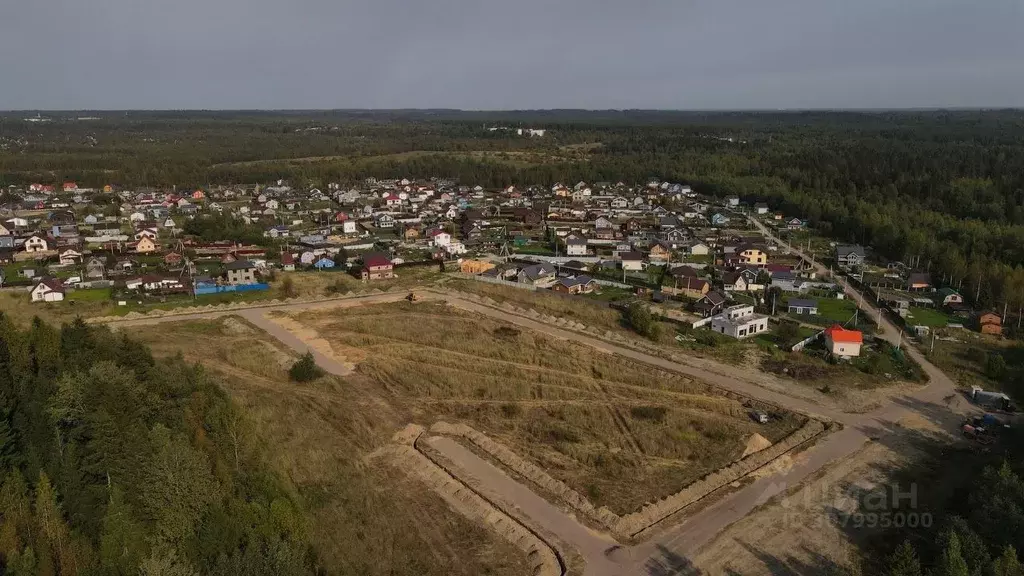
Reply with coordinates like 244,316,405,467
835,245,866,267
787,298,819,315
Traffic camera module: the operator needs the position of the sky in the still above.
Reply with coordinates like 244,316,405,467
1,0,1022,110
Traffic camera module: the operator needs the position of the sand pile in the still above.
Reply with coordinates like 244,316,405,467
742,433,773,458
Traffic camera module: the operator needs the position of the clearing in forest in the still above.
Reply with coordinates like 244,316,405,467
281,300,805,515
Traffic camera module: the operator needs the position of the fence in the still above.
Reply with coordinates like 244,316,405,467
791,330,823,352
450,272,538,292
194,283,270,295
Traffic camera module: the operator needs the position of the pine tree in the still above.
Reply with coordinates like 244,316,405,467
933,532,970,576
288,353,324,383
886,540,921,576
99,487,146,576
34,471,76,576
992,546,1024,576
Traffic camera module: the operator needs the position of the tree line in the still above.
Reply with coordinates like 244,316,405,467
0,316,314,575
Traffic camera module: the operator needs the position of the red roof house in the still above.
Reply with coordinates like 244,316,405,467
823,325,863,358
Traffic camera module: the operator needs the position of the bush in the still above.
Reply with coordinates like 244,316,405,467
986,354,1007,380
630,405,668,422
625,301,661,340
289,352,325,382
775,320,802,348
280,276,297,298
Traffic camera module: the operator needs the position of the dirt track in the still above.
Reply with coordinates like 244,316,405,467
100,279,966,575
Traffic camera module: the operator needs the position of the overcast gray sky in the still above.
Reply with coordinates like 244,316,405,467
1,0,1022,110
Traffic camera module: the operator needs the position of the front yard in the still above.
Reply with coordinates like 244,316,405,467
905,306,956,328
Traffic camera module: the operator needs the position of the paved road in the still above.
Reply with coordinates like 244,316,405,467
104,282,964,575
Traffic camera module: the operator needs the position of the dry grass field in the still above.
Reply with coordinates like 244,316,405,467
444,278,635,335
124,316,528,576
284,301,804,515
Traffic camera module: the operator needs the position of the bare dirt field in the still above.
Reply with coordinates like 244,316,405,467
280,300,805,516
124,317,529,576
692,412,948,575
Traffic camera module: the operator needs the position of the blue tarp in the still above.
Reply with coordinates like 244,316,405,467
194,283,269,295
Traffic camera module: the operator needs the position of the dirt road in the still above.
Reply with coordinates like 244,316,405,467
100,284,966,575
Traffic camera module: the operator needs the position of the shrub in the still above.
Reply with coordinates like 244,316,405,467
625,301,661,339
280,276,297,298
630,405,668,423
289,352,325,382
986,354,1007,380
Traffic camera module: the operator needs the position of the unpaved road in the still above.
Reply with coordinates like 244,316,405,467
101,282,966,575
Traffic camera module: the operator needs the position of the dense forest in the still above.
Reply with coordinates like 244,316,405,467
4,110,1024,311
0,315,314,575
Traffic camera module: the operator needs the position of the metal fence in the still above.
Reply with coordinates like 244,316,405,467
194,283,270,295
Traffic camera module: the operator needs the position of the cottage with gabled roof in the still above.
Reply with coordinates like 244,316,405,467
824,325,863,358
31,277,65,302
361,253,395,281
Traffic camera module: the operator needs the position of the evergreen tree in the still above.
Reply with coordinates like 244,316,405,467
99,487,147,576
991,546,1024,576
886,540,922,576
933,532,970,576
288,353,324,383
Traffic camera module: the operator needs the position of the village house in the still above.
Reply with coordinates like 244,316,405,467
225,260,258,285
734,244,768,267
647,242,672,264
135,237,157,254
361,253,395,281
517,263,557,287
824,325,863,358
672,276,711,299
428,229,451,247
835,245,866,268
281,253,296,272
620,252,644,272
936,287,964,306
551,275,597,295
694,291,727,317
85,257,107,279
23,235,49,253
907,272,933,291
710,305,769,339
722,271,748,292
788,298,819,315
31,277,65,302
58,248,82,265
564,236,588,257
978,312,1002,336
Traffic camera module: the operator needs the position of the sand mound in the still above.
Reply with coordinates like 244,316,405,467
742,433,773,458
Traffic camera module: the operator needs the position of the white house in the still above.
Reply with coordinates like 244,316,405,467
710,305,769,339
444,241,468,256
342,220,358,235
824,325,863,358
375,214,395,229
31,278,65,302
59,249,82,265
565,236,588,257
684,241,710,256
23,235,49,253
428,229,451,247
620,252,644,272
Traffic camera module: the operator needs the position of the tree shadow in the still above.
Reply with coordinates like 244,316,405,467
644,544,702,576
721,542,852,575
